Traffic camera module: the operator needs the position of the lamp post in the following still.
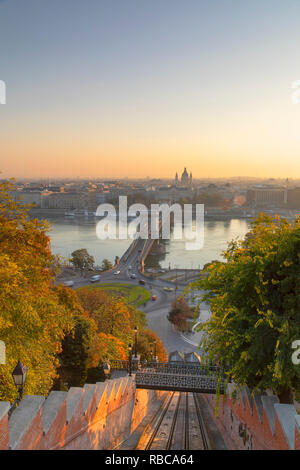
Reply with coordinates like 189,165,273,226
103,362,111,380
128,343,132,377
134,326,138,358
9,360,28,418
153,341,158,363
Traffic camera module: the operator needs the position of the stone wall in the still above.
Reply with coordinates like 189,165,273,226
202,384,300,450
1,377,300,450
0,377,166,450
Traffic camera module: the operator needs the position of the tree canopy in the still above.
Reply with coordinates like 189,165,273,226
168,297,193,332
0,180,167,400
76,286,165,363
0,180,75,401
190,213,300,403
70,248,94,272
136,329,167,362
101,258,113,271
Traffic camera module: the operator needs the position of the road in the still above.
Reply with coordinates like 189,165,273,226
59,238,203,353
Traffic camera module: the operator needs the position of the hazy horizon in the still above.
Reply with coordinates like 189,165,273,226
2,171,299,182
1,1,300,179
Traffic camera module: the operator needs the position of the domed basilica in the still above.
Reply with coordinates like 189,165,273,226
174,168,192,187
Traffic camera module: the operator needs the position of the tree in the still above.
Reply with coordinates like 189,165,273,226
97,333,127,361
76,287,109,315
70,248,94,274
93,297,133,343
0,180,75,401
190,213,300,403
136,329,167,362
75,286,154,360
76,287,146,336
101,258,113,271
52,286,102,390
168,297,193,332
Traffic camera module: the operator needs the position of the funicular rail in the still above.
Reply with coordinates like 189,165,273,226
138,392,210,450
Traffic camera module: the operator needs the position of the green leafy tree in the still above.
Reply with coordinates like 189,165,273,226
190,213,300,403
101,258,113,271
70,248,94,274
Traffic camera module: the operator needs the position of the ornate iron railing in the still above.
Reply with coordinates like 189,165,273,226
135,371,225,394
106,360,225,375
102,359,226,394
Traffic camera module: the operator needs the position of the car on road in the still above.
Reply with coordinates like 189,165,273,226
130,274,136,279
152,295,157,301
114,270,121,275
64,280,74,287
157,269,165,273
139,279,146,285
163,287,174,292
90,275,101,283
128,265,132,270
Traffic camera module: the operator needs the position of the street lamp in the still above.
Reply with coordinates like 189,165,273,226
9,360,27,417
12,359,27,391
103,362,110,379
134,326,138,358
152,341,158,363
128,343,132,377
154,340,157,358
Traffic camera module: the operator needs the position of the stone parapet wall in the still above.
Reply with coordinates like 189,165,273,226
202,384,300,450
2,377,300,450
0,377,166,450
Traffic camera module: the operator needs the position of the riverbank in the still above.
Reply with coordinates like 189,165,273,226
29,207,299,222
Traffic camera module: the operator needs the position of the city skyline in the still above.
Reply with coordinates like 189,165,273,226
1,1,300,179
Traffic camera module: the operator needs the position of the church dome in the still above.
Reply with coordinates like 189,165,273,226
181,167,189,185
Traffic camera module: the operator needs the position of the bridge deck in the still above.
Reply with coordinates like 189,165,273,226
107,360,226,394
135,371,225,394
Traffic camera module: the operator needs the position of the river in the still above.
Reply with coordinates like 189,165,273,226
42,215,250,269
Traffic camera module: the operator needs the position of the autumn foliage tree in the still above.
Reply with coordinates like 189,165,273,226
136,329,167,362
52,286,103,389
168,297,193,332
76,288,109,316
0,180,167,401
191,213,300,404
0,180,76,401
76,286,166,363
77,286,146,344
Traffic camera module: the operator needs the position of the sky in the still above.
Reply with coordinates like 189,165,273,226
1,0,300,179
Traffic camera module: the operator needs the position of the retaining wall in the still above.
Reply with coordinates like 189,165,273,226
202,384,300,450
2,378,300,450
0,377,166,450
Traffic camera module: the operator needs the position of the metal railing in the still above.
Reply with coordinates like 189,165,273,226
135,371,225,394
106,359,225,377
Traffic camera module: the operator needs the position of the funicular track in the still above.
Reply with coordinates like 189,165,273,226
136,392,210,450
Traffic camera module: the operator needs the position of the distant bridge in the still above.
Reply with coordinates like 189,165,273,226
120,215,163,272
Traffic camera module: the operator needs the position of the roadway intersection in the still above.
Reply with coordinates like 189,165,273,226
58,238,206,353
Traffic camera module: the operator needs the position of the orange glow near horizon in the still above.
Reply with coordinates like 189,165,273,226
2,103,300,179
